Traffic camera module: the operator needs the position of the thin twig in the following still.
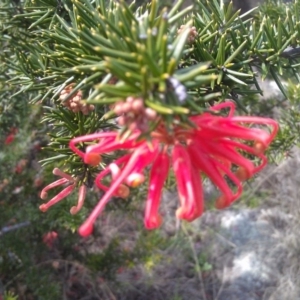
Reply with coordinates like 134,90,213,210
0,221,30,237
182,223,208,300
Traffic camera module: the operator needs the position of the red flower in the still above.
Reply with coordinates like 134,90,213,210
67,102,278,236
4,127,18,145
5,133,15,145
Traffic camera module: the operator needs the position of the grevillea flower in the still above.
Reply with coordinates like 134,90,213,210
39,168,87,215
66,101,278,237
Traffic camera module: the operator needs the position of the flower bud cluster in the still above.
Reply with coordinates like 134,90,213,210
177,25,198,43
113,97,157,132
59,84,95,115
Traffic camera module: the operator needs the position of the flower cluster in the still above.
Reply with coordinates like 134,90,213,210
66,102,278,237
59,84,95,115
39,168,86,215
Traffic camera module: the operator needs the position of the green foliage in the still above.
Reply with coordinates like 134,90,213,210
86,238,125,278
281,81,300,147
85,223,172,278
3,291,18,300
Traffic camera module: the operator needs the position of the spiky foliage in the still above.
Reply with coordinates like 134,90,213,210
1,0,300,176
